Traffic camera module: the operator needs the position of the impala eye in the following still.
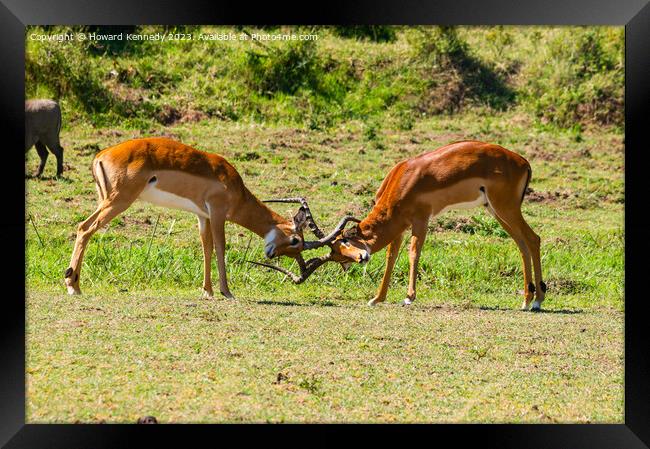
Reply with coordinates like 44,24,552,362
290,236,300,246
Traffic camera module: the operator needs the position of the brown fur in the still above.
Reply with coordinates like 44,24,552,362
66,137,304,299
332,140,545,310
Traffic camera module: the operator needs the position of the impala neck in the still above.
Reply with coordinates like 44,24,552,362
230,187,291,237
358,203,410,253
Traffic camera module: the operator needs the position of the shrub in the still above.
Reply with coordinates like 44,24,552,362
84,25,141,55
485,26,514,60
408,26,515,113
330,26,397,43
520,27,623,128
26,27,113,115
243,39,321,96
408,26,469,67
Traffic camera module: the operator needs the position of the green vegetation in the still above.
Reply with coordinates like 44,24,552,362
25,26,623,423
26,25,623,129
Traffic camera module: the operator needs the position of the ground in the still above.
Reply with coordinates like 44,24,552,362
27,292,622,423
25,112,624,423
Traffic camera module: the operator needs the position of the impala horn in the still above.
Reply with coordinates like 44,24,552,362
248,253,334,284
263,197,325,238
302,216,361,250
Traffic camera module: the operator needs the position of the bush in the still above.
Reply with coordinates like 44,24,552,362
484,26,514,60
84,25,141,55
243,39,321,96
26,27,113,114
330,26,397,43
408,26,514,113
408,26,469,67
520,27,623,127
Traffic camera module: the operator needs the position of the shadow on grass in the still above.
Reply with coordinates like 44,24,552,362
478,305,585,314
399,303,445,311
25,174,71,182
532,308,585,315
254,299,340,307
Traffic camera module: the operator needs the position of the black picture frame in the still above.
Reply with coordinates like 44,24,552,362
2,0,649,447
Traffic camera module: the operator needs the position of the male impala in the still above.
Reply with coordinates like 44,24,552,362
64,137,326,298
282,140,546,310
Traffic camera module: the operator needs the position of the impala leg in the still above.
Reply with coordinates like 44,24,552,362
65,200,131,295
198,217,214,299
404,218,428,306
369,233,403,306
485,201,535,310
209,212,234,300
519,219,545,310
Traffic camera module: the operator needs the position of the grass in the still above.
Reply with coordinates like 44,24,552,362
25,111,624,423
26,292,622,423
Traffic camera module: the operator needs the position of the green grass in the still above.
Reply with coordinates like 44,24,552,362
27,291,622,423
26,109,624,422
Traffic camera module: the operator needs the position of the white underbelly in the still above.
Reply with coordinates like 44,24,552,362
435,190,487,217
138,183,209,218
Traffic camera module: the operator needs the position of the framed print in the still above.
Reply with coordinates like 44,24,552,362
2,0,649,446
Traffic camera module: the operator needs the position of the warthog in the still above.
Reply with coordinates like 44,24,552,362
25,99,64,177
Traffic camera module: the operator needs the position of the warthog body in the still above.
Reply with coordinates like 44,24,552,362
25,99,64,177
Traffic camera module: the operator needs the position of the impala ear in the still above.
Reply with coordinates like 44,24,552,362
292,207,308,231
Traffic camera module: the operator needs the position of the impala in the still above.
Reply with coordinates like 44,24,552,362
264,140,546,311
64,137,329,298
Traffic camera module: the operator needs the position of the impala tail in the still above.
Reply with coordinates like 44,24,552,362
91,158,109,202
521,165,532,205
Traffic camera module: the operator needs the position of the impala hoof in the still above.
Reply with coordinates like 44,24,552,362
368,298,381,306
521,300,530,311
403,298,413,306
530,300,542,312
221,291,236,300
201,289,215,300
66,285,81,295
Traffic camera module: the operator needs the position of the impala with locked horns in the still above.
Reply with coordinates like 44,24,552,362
64,137,335,299
260,140,547,311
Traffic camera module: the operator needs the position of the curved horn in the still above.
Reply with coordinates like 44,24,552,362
248,253,333,284
263,197,325,238
302,216,361,250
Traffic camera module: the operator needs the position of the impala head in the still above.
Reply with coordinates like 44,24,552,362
330,223,371,265
262,197,326,259
263,209,307,259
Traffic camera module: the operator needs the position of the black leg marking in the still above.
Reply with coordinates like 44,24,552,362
480,186,489,206
528,282,536,293
74,273,79,282
137,416,158,424
540,281,547,293
64,267,73,278
148,176,157,184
